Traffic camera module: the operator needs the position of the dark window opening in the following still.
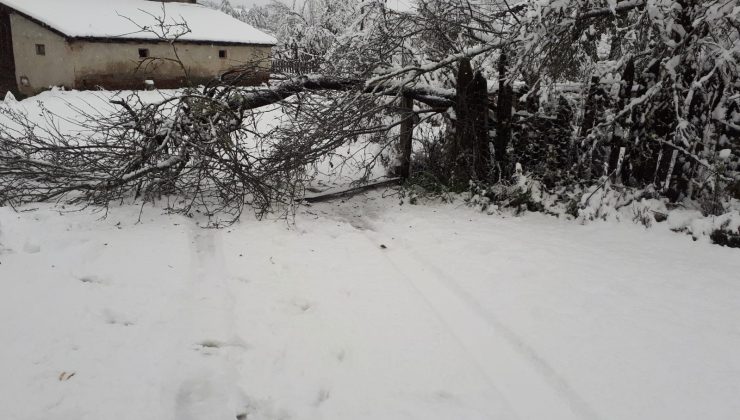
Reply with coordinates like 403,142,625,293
35,44,45,56
138,48,150,58
218,49,227,59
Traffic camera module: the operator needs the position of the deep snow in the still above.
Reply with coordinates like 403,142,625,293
1,193,739,420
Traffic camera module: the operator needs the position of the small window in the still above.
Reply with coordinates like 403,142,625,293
35,44,45,56
138,48,150,58
218,49,227,59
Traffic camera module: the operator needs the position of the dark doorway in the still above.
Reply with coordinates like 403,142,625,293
0,7,17,98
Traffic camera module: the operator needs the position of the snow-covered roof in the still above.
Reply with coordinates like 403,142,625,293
0,0,277,46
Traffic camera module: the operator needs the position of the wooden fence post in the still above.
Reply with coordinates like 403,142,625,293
397,96,414,180
448,58,474,185
609,57,635,183
580,75,600,137
494,52,513,177
472,71,490,178
448,59,492,184
664,149,678,193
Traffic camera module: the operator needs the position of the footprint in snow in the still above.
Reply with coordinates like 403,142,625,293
79,275,105,285
289,298,313,314
23,241,41,254
102,309,134,326
195,340,223,356
236,395,291,420
232,276,251,284
194,339,250,355
314,388,331,406
175,375,268,420
434,390,457,401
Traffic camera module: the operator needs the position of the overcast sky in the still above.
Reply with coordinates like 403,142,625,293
229,0,288,6
228,0,414,12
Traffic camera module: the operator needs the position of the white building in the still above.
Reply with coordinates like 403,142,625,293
0,0,277,96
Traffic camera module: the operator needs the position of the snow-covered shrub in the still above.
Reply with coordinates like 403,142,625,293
710,228,740,248
576,182,668,224
510,94,578,188
400,180,453,206
466,165,549,215
631,204,655,228
577,181,626,222
728,180,740,201
667,205,740,248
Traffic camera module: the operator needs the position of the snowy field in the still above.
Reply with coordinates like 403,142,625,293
1,193,739,420
1,90,740,420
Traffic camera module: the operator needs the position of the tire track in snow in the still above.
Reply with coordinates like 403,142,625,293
364,231,599,420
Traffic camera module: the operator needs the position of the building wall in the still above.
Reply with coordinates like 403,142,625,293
9,14,75,95
70,40,272,90
10,14,272,95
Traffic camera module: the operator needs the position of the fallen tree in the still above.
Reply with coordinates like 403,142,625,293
0,73,447,221
1,0,737,225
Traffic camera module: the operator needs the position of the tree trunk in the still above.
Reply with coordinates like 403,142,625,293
494,52,513,177
580,75,600,137
449,59,491,186
396,96,414,180
448,58,474,185
472,71,490,178
609,57,635,183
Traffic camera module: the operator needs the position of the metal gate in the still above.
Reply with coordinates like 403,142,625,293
0,7,17,98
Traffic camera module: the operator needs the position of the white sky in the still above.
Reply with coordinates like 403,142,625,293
229,0,414,12
230,0,288,6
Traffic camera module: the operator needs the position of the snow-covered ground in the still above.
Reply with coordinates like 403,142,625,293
1,192,739,420
2,89,739,419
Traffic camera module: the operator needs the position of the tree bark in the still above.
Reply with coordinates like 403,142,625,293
609,57,635,182
494,52,513,177
472,71,490,178
225,75,456,112
396,96,414,180
449,58,475,185
580,75,600,137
